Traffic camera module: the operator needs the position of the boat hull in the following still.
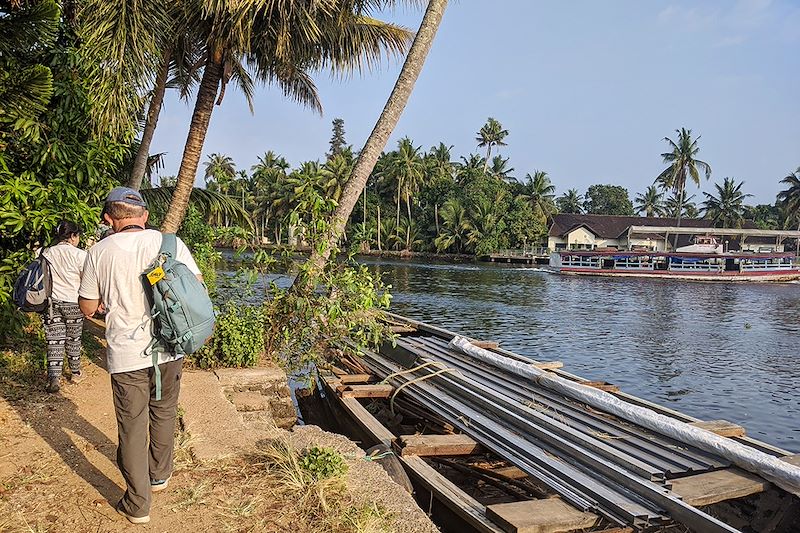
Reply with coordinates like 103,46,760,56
556,267,800,282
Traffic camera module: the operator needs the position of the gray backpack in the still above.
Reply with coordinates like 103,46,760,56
143,233,215,399
13,249,52,313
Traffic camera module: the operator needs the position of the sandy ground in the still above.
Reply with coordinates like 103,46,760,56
0,350,438,533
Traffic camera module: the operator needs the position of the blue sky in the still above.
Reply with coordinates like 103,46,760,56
151,0,800,205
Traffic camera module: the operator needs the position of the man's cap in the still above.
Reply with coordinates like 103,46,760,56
105,186,147,208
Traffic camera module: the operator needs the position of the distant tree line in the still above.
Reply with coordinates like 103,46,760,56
190,119,800,254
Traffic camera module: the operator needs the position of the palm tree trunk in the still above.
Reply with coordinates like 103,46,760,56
129,49,171,190
482,144,491,173
435,203,439,234
377,204,381,251
395,189,401,229
673,187,685,250
362,187,367,223
406,195,412,249
293,0,448,291
161,48,223,233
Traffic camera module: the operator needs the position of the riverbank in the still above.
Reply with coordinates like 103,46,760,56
235,243,478,264
0,326,437,533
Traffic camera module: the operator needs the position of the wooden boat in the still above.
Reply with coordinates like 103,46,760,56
311,313,800,533
549,244,800,282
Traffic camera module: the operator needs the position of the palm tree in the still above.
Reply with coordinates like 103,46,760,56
434,198,470,253
160,1,413,233
455,153,486,185
487,155,515,182
390,138,425,248
664,191,698,219
655,128,712,239
701,177,752,228
634,185,666,217
0,1,59,126
476,117,509,173
251,151,290,241
777,168,800,242
204,153,237,193
298,0,448,287
557,189,583,214
320,153,354,203
518,171,556,224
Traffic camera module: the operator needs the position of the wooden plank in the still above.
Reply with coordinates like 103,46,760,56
780,453,800,467
339,397,396,447
532,361,563,371
486,499,598,533
492,466,529,480
473,340,500,350
689,420,746,438
401,455,505,533
582,381,620,393
320,372,395,447
341,384,394,398
670,468,769,507
389,324,417,334
400,434,482,457
339,374,375,384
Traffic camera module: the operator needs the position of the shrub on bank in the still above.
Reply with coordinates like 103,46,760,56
189,302,264,369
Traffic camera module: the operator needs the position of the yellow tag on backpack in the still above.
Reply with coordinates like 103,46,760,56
146,266,165,285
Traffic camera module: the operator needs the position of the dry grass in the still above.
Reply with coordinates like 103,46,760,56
179,438,395,533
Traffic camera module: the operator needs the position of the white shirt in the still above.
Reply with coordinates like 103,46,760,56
42,243,88,303
79,230,201,374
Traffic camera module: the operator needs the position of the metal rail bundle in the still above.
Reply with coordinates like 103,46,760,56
403,335,729,477
360,342,742,532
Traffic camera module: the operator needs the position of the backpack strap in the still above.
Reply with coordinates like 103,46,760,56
145,233,177,401
161,233,177,259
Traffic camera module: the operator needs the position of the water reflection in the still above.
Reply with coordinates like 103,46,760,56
362,257,800,453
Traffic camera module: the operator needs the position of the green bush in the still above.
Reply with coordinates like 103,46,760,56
299,447,348,481
189,302,264,368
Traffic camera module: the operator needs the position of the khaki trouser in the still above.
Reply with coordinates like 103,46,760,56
111,358,183,518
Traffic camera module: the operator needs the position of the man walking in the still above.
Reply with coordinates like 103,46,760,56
79,187,203,524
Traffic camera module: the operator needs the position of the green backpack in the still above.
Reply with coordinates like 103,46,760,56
143,233,215,399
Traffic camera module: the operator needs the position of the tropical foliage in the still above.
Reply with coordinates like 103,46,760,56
701,177,751,228
655,128,712,226
1,1,127,338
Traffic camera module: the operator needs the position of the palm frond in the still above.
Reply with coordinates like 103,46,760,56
141,186,253,229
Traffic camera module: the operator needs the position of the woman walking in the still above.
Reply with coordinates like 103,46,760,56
42,220,88,393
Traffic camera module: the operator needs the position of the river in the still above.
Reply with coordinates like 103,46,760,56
369,257,800,453
219,254,800,453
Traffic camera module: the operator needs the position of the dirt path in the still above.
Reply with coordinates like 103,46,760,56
0,349,438,533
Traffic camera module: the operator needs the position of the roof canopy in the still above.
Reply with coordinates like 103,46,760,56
627,226,800,238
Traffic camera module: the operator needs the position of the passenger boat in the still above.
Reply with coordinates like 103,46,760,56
549,236,800,282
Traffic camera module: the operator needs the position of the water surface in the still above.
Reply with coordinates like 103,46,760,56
365,258,800,453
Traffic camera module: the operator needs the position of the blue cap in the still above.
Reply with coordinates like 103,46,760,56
105,186,147,207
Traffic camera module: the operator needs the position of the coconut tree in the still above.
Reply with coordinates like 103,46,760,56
160,1,412,233
389,138,425,248
251,151,290,240
518,171,556,224
635,185,666,217
701,177,751,228
487,155,515,182
664,191,698,219
455,153,486,185
297,0,448,288
476,117,509,173
204,153,237,193
777,168,800,244
655,128,712,240
557,189,583,214
434,198,470,253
